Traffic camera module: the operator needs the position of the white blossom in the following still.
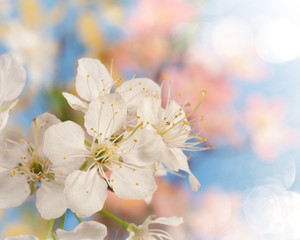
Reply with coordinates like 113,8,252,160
137,92,208,191
0,54,26,131
126,216,183,240
44,93,158,218
0,113,81,219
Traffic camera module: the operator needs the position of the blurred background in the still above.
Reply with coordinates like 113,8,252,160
0,0,300,239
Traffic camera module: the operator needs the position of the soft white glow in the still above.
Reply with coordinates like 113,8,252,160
256,18,300,63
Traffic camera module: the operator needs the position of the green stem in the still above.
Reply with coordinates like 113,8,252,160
72,212,83,223
45,219,55,240
59,213,66,229
99,210,129,229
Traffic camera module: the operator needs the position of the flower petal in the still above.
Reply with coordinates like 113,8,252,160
43,121,89,173
0,99,18,131
0,54,26,102
62,92,88,112
75,58,113,101
116,78,161,113
35,176,67,220
111,166,157,200
0,171,30,208
84,93,127,138
27,112,61,154
64,168,108,218
56,221,107,240
146,216,184,226
137,96,162,125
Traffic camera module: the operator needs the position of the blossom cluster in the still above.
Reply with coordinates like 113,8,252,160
0,55,209,239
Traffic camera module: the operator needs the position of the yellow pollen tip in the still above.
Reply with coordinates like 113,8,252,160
133,169,136,171
143,88,145,90
154,168,157,172
1,150,5,153
64,157,67,159
102,101,105,104
111,179,114,182
103,88,106,91
136,183,139,186
203,126,207,129
204,138,207,141
146,121,149,124
129,88,132,91
86,190,89,193
87,74,90,78
111,58,114,62
40,178,44,181
19,139,22,142
206,146,210,150
139,82,141,85
136,116,140,119
119,166,122,168
111,104,114,107
178,94,181,97
133,74,136,77
115,111,118,114
163,77,166,81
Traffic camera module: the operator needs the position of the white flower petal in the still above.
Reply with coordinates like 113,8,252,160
3,235,39,240
111,166,157,200
137,96,162,125
84,93,127,138
0,54,26,102
0,171,30,208
0,99,18,131
56,221,107,240
75,58,113,101
122,128,163,166
64,168,108,218
147,216,184,226
62,92,88,112
36,176,67,220
116,78,161,113
188,172,201,192
43,121,89,173
27,112,61,153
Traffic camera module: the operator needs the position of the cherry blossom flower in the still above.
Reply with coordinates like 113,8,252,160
137,91,208,191
63,58,161,115
244,95,296,161
44,93,158,218
126,216,183,240
3,221,107,240
0,113,81,219
0,54,26,131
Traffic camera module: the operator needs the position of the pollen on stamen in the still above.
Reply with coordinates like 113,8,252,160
87,74,90,78
154,168,157,172
206,146,210,150
103,88,106,91
139,82,142,85
129,88,133,91
1,150,5,153
111,179,114,182
143,88,145,90
40,178,44,181
102,101,105,104
111,104,114,107
146,121,149,124
119,166,122,169
203,126,207,130
136,182,139,186
133,74,136,77
64,157,67,159
86,190,89,193
19,139,22,142
133,139,138,142
133,169,136,171
115,111,118,114
136,115,140,119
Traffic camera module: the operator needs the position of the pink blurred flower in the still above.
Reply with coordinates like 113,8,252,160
188,189,258,240
127,0,197,36
244,95,296,161
161,59,242,146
